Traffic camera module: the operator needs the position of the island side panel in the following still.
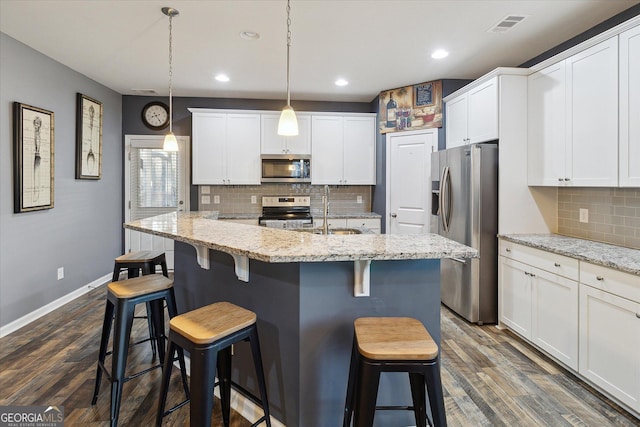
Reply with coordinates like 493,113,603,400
298,259,441,427
173,242,301,426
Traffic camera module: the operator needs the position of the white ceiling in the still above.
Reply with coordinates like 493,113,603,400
1,0,638,103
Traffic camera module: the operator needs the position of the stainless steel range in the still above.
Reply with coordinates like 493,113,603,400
258,196,313,228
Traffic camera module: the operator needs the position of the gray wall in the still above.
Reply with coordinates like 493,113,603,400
0,33,122,328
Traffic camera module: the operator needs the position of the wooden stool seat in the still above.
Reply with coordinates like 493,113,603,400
170,302,257,345
344,317,447,427
354,317,438,361
157,302,270,427
108,275,173,299
114,250,166,264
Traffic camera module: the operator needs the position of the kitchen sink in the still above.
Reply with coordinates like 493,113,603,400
288,228,363,235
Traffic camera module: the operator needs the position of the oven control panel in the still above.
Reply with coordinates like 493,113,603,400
261,196,310,207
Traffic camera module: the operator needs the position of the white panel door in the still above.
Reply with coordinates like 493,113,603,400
531,267,578,370
124,135,190,270
579,285,640,411
386,129,437,234
499,257,532,339
343,116,376,185
311,115,344,184
445,94,468,148
226,113,261,185
619,25,640,187
192,112,226,184
566,37,618,186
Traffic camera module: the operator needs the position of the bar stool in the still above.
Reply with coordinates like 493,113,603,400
112,250,169,358
91,274,189,427
343,317,447,427
156,301,271,427
112,250,168,281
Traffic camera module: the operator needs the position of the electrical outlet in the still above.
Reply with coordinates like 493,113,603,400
357,196,363,204
201,186,210,194
201,195,210,204
579,208,589,223
251,195,257,204
213,195,220,204
57,267,64,280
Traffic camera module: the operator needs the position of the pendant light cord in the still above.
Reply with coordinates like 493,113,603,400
168,12,174,134
286,0,291,106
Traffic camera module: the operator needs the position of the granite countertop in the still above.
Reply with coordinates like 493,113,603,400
125,212,477,263
499,234,640,276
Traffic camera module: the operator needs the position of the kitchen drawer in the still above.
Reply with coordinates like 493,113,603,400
346,218,380,230
500,240,579,281
580,262,640,303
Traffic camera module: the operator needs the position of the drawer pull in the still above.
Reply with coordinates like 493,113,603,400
524,272,529,276
529,273,536,277
637,313,640,319
554,263,561,267
505,248,511,252
596,276,604,281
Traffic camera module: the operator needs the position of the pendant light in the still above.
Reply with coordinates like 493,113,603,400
277,0,299,136
162,7,179,151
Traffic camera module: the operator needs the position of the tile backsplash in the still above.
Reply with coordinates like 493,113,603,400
558,188,640,249
197,184,372,217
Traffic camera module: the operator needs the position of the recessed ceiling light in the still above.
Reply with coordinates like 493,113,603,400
240,31,260,40
431,49,449,59
215,74,230,82
335,78,349,87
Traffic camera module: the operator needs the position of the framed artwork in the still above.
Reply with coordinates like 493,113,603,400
13,102,55,213
76,93,103,179
379,80,443,134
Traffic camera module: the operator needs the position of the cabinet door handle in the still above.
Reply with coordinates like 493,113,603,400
564,178,571,181
636,313,640,319
505,248,511,252
558,178,564,182
554,263,561,267
530,273,536,277
524,272,530,276
596,276,604,281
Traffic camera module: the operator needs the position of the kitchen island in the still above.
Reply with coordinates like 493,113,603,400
124,212,477,427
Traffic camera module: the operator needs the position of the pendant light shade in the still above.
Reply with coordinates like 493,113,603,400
162,7,180,151
163,132,179,151
278,0,298,136
278,105,298,136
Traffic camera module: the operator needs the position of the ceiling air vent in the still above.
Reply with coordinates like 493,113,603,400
131,89,158,95
488,15,528,33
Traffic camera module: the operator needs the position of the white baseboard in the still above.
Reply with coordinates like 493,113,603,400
0,273,111,338
179,356,286,427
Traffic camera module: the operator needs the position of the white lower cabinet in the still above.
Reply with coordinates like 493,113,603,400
579,263,640,412
499,240,579,370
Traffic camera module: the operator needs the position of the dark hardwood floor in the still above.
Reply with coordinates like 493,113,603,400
1,284,638,426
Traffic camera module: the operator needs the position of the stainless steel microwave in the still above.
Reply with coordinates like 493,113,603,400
261,155,311,183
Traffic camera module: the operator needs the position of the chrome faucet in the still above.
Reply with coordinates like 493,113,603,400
322,185,330,235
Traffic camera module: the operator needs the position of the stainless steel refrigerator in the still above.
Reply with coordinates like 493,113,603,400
432,142,498,324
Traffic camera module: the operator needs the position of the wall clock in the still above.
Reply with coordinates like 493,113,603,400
141,101,170,130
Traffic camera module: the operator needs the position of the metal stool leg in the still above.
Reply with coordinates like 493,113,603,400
425,360,447,427
92,299,115,405
409,372,428,427
248,325,271,426
217,346,232,427
109,300,135,427
343,337,359,427
189,345,217,427
354,360,380,427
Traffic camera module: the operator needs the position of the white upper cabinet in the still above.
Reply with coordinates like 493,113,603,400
261,113,311,155
311,114,376,185
190,110,261,185
528,37,618,186
566,37,618,186
619,25,640,187
446,77,498,148
527,62,567,186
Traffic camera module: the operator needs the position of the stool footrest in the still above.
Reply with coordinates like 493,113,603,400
162,398,190,417
375,405,415,411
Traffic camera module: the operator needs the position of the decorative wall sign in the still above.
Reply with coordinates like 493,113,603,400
76,93,103,179
13,102,55,213
379,80,442,134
